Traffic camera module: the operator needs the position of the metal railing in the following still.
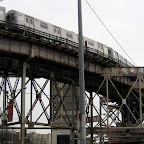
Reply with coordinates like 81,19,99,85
0,20,129,67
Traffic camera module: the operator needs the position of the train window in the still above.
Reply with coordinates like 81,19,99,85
85,41,87,47
58,29,60,34
26,17,29,23
108,49,112,55
54,28,56,33
66,32,73,39
30,19,33,25
88,41,94,46
98,43,103,50
54,27,61,36
40,22,48,29
11,14,15,21
115,52,118,58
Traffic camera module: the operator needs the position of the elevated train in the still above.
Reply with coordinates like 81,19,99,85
0,6,134,67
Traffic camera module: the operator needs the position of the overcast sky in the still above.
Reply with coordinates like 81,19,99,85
1,0,144,66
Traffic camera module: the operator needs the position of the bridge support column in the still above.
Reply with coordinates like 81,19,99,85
30,80,33,126
106,77,109,127
90,91,93,144
100,98,102,144
21,62,26,144
127,96,131,126
50,73,54,123
70,81,75,144
138,76,142,125
3,74,7,124
3,73,8,144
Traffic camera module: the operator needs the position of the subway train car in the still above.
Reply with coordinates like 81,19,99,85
6,10,78,41
0,6,134,67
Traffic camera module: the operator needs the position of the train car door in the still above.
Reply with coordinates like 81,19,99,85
54,26,61,37
25,16,34,29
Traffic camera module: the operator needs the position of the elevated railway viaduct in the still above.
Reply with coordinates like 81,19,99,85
0,27,144,143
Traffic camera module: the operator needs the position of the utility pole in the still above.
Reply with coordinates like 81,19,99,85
21,62,26,144
78,0,86,144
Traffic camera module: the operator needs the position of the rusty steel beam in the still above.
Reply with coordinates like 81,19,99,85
0,38,142,90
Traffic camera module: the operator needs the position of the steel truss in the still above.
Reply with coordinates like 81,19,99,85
0,59,144,144
85,76,144,143
0,61,80,144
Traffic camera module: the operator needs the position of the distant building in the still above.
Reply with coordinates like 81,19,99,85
36,133,51,144
51,82,79,144
0,130,51,144
51,82,79,124
51,129,70,144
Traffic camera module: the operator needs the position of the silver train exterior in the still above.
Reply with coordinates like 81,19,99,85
0,6,134,67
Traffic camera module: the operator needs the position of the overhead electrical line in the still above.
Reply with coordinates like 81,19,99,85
85,0,137,66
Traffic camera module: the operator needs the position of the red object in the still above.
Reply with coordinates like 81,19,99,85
7,101,13,122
